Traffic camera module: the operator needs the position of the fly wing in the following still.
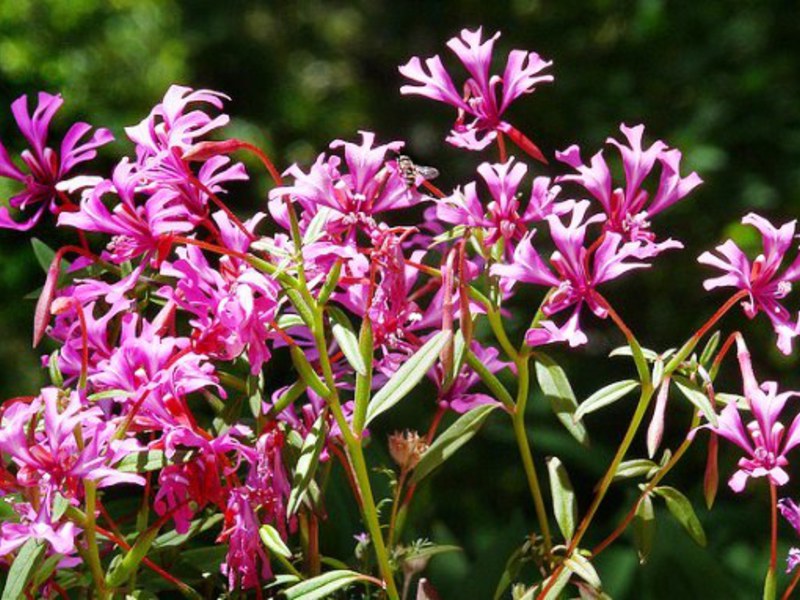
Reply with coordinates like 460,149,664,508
415,165,440,181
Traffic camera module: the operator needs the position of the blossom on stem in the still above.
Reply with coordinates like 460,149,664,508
436,158,571,253
268,131,421,234
0,92,113,230
491,201,649,347
699,213,800,355
705,337,800,492
779,498,800,572
400,28,552,157
556,123,701,257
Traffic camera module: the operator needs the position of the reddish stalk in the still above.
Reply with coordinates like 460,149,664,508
421,180,446,199
782,569,800,600
497,131,508,163
771,481,778,574
330,443,363,507
236,140,284,186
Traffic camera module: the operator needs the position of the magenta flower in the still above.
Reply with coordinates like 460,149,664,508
556,123,701,257
437,158,571,251
0,92,112,230
706,337,800,492
0,497,80,557
779,498,800,572
400,28,552,157
269,131,421,234
699,213,800,355
491,201,649,347
58,159,196,264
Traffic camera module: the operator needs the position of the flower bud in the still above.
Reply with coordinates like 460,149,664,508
388,430,428,471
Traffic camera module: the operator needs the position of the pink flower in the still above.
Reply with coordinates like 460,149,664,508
269,131,421,234
779,498,800,572
436,158,571,251
491,201,648,347
557,124,701,257
699,213,800,355
400,28,552,155
705,337,800,492
0,498,79,557
58,159,196,264
0,92,113,230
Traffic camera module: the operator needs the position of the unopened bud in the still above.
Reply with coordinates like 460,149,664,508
388,430,428,470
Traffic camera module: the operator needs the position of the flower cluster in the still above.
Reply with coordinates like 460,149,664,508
0,24,797,600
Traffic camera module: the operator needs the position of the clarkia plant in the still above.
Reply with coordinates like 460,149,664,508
0,26,798,600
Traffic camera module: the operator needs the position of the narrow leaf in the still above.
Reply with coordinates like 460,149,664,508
412,404,497,483
564,553,601,589
574,380,639,421
633,494,655,564
287,414,327,517
290,346,331,399
699,330,721,366
673,379,718,426
260,524,292,558
547,457,578,541
534,352,589,446
106,522,162,588
2,539,44,600
365,331,450,426
654,486,707,547
284,570,366,600
117,450,170,473
328,307,367,376
352,318,374,433
614,459,658,482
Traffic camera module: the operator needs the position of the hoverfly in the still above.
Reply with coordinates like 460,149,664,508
396,154,440,189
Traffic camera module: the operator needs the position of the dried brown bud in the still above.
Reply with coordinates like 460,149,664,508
388,430,428,471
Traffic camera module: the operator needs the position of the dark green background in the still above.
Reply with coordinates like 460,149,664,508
1,1,799,597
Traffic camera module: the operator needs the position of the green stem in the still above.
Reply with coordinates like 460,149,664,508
486,306,519,362
83,481,109,600
513,357,552,554
307,304,399,599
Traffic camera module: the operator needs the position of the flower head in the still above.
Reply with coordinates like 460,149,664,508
699,213,800,355
400,28,552,154
706,337,800,492
557,124,701,257
492,201,649,347
0,92,113,230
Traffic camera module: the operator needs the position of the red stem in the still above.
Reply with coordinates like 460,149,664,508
783,569,800,600
497,131,508,163
771,482,778,573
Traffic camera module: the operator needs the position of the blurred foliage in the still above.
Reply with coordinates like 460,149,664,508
0,0,799,597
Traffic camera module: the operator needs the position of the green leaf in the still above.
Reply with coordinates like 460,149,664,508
673,378,718,426
653,486,707,547
260,524,292,558
365,331,450,426
764,566,777,600
574,379,639,421
152,514,223,549
547,457,577,541
352,318,374,433
564,553,601,589
2,539,44,600
31,238,70,276
401,543,461,562
328,307,367,376
284,570,366,600
609,345,661,361
290,346,331,398
412,404,497,483
534,352,589,446
106,522,162,588
613,459,659,482
493,540,534,600
520,566,571,600
277,313,306,331
633,494,655,564
287,413,327,517
117,450,172,473
699,330,721,366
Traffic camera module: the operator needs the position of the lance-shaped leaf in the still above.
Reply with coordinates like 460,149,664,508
614,459,659,482
633,494,655,564
699,330,721,367
574,380,639,422
284,570,367,600
653,486,707,547
673,378,718,426
117,450,170,473
260,524,292,558
2,539,44,600
564,553,601,590
287,414,327,517
520,565,571,600
31,238,70,276
352,318,374,433
106,522,163,588
328,307,367,376
290,346,331,399
412,404,497,483
534,353,589,446
547,457,578,541
365,331,450,426
493,539,535,600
